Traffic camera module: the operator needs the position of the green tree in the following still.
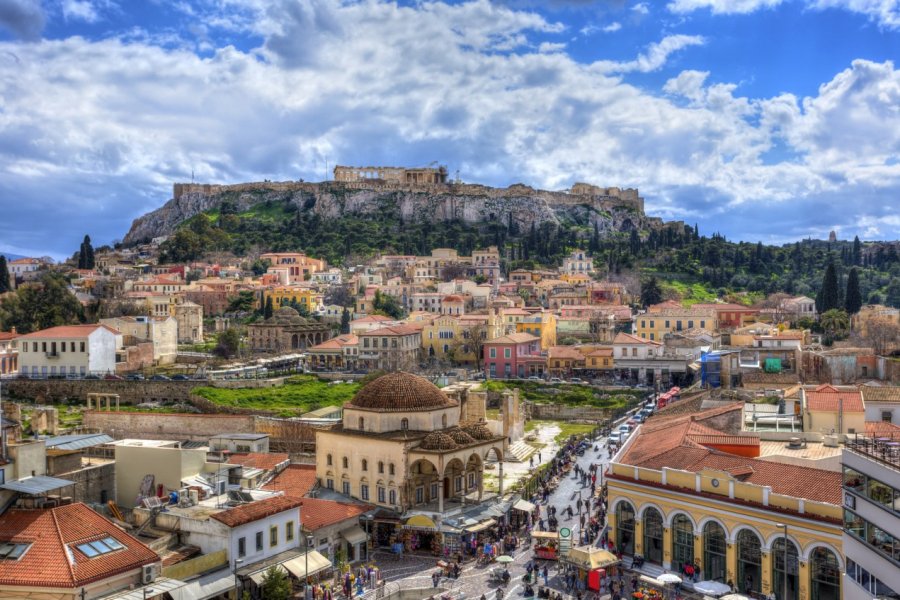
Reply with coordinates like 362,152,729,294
213,328,241,358
0,272,84,333
250,258,271,276
372,291,403,319
816,261,840,313
820,308,850,339
340,307,351,334
259,565,291,600
0,256,10,293
852,235,862,265
264,296,274,319
78,235,95,270
844,268,862,315
640,276,663,308
886,278,900,309
227,291,255,313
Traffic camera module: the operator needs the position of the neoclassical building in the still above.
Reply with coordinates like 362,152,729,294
315,372,506,514
607,399,843,600
247,306,331,352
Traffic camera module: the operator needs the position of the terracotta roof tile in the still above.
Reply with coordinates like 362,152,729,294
227,452,290,472
210,495,303,528
0,503,159,589
263,465,319,498
861,387,900,404
613,332,661,346
17,324,120,339
864,421,900,437
806,385,864,412
484,333,540,345
299,498,372,531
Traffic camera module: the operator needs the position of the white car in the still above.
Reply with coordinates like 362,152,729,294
608,432,624,444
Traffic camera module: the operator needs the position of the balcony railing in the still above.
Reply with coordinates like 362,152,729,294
846,433,900,469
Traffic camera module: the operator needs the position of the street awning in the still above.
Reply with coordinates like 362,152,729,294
99,578,187,599
250,565,287,585
282,551,332,580
403,515,437,531
564,546,619,569
464,518,496,533
513,499,536,512
171,569,235,600
340,525,368,545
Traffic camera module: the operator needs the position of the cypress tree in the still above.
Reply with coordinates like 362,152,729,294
78,235,94,270
0,256,9,293
264,296,274,319
340,307,351,334
845,268,862,314
817,261,840,313
852,235,862,265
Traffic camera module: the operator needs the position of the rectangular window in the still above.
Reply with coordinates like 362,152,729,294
80,342,85,352
415,487,424,504
688,320,694,329
361,485,369,500
468,472,475,488
883,411,893,423
377,486,385,503
490,348,496,358
455,476,463,492
342,481,351,496
640,320,645,328
649,321,654,328
389,489,397,505
326,479,334,490
700,321,706,329
238,537,246,558
843,467,866,493
286,521,295,542
255,531,264,551
430,483,439,499
631,348,637,356
270,526,278,547
504,348,511,359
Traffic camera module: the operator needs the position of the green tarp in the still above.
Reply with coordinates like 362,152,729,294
764,358,782,373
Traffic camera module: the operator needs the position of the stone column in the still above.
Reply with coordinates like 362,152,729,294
694,532,703,573
761,550,773,595
498,462,504,496
662,526,672,570
797,560,809,600
438,481,444,514
634,519,644,555
726,541,738,590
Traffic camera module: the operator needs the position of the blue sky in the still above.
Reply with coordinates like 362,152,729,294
0,0,899,259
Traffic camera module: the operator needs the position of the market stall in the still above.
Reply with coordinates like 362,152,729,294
560,545,620,592
532,531,560,561
402,515,442,555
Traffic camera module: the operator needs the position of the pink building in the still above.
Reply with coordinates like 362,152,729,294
483,333,545,379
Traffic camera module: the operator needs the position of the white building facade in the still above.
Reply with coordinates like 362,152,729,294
16,324,121,377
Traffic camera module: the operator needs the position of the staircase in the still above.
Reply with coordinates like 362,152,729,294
506,441,538,462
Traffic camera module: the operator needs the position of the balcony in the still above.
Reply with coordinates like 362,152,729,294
45,351,59,359
846,433,900,469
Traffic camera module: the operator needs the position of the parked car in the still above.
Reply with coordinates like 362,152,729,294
528,375,542,381
125,373,145,381
607,432,624,444
618,424,632,434
568,377,586,385
84,374,101,380
104,374,123,380
171,374,190,381
150,374,170,381
549,377,563,384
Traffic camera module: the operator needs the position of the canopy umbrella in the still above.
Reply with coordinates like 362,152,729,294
495,555,515,564
657,574,682,584
693,581,732,597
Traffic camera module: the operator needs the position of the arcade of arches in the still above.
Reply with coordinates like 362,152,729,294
608,500,841,600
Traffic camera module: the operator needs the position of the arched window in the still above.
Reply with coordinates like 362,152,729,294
642,508,664,565
358,417,365,430
736,530,762,594
772,538,799,600
614,501,635,555
401,418,409,431
378,461,384,474
389,463,395,476
809,547,840,600
671,514,694,573
342,456,348,469
327,454,333,466
702,521,727,582
362,459,368,471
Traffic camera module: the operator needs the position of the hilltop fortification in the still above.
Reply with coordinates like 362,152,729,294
125,167,650,246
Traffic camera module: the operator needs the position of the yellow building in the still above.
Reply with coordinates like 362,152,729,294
515,311,557,349
636,307,718,342
422,314,493,364
257,286,323,312
607,400,843,600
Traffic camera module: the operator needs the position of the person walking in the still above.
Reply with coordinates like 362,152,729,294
542,565,549,586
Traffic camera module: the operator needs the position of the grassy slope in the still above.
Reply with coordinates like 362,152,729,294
482,380,640,409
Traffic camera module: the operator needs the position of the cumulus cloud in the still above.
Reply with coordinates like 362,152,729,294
632,2,650,13
596,34,705,73
0,0,44,40
810,0,900,30
603,21,623,31
61,0,113,23
0,0,898,255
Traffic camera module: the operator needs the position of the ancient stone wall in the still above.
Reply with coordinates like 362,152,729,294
6,380,195,405
84,411,255,441
59,461,116,505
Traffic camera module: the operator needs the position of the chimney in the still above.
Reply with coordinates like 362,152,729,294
10,327,15,334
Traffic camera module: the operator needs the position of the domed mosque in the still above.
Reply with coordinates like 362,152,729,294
247,306,331,352
315,371,506,519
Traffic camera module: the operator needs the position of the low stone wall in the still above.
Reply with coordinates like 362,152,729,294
206,377,285,389
84,411,255,441
527,403,612,421
6,380,195,405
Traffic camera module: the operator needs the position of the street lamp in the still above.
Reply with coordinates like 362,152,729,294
776,523,788,600
234,558,243,600
305,534,315,600
365,514,374,563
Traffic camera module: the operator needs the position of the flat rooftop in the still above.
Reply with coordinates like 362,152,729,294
757,440,843,472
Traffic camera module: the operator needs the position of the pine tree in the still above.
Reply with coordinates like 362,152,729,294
852,235,862,265
640,277,663,308
817,261,840,313
264,296,274,319
0,256,9,293
340,307,351,334
845,268,862,315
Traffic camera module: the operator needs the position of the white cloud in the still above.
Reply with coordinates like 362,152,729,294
667,0,784,14
632,2,650,14
810,0,900,30
596,34,705,73
603,21,622,32
539,41,567,52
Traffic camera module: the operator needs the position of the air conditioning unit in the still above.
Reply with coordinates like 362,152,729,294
142,565,156,585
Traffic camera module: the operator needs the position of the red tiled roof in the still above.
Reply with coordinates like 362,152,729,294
16,324,120,339
0,503,158,589
865,421,900,437
806,384,864,412
227,452,290,472
861,387,900,404
210,495,303,528
548,346,585,360
0,332,17,341
613,332,661,346
298,498,371,531
262,465,319,498
485,333,540,345
362,325,421,336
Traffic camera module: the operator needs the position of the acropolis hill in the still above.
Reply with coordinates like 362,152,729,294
124,165,666,246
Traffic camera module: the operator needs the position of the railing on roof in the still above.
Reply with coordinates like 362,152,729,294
846,433,900,469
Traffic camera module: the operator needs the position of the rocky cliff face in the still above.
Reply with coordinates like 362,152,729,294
123,181,649,245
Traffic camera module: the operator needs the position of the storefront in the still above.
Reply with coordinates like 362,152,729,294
402,515,442,555
511,498,537,530
560,545,620,593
